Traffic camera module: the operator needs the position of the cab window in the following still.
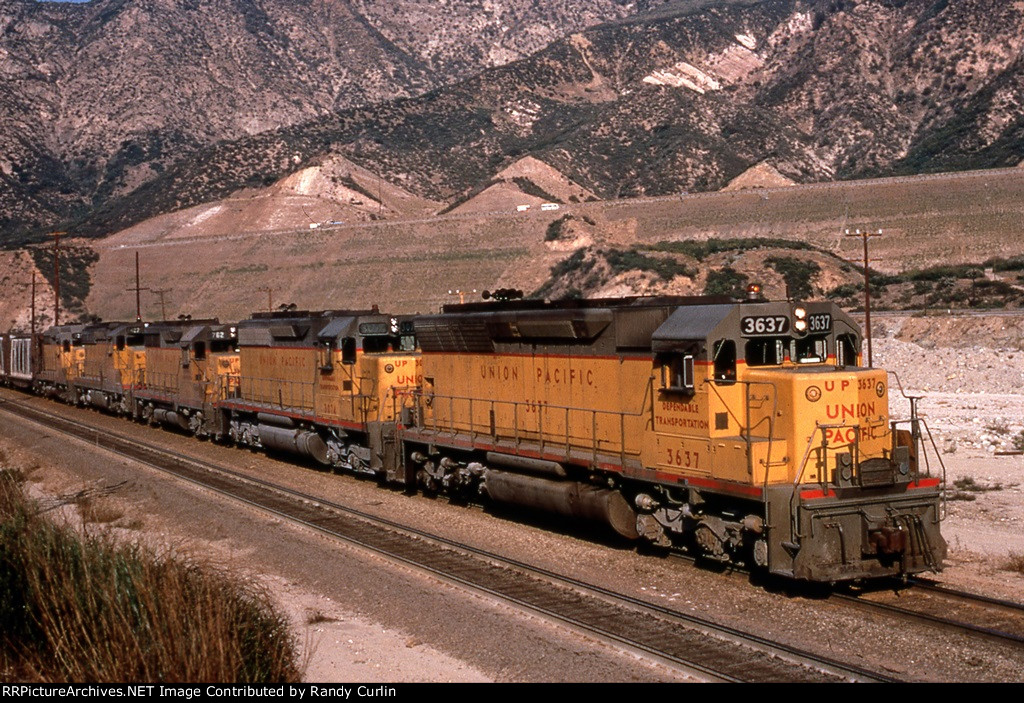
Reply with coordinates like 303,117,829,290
792,336,827,364
713,340,736,383
746,338,785,366
837,334,858,367
660,353,695,393
341,337,357,365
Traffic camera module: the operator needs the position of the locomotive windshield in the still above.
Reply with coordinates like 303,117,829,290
745,334,829,366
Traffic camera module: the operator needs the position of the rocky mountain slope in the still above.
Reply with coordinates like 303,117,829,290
27,0,1020,244
0,0,662,240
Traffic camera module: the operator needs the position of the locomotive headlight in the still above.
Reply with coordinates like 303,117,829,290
794,319,808,333
794,307,807,319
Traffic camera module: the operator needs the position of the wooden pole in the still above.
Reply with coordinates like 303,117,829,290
125,251,150,322
51,231,63,326
30,269,36,336
844,228,882,367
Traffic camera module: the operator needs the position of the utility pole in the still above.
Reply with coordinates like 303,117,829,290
152,288,171,320
844,228,883,367
30,269,36,336
50,231,66,326
125,252,150,322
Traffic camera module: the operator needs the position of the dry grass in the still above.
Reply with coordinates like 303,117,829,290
305,610,338,625
1002,553,1024,576
0,474,301,683
948,476,1004,502
76,497,124,525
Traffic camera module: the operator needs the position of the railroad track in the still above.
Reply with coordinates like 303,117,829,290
666,549,1024,651
0,394,893,683
832,579,1024,649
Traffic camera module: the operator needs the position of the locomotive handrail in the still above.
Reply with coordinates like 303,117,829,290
790,421,863,541
889,415,948,521
396,388,649,463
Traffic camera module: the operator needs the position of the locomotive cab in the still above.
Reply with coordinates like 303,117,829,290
133,320,236,437
74,322,148,413
648,299,946,580
36,324,86,401
223,309,419,477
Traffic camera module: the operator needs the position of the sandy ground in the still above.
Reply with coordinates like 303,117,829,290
872,316,1024,596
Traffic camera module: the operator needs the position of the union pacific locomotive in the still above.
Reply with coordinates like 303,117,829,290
0,291,946,582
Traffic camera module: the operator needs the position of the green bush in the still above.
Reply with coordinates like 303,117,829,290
604,249,695,281
704,267,749,299
766,256,820,299
645,238,815,261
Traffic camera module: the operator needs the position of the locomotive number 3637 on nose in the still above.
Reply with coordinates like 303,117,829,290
741,315,789,335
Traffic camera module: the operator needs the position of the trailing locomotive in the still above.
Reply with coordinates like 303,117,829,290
0,291,946,583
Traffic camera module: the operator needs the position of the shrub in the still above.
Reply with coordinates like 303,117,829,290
704,267,749,299
0,476,300,682
1002,552,1024,576
545,215,571,242
646,238,815,261
604,249,695,281
766,256,820,299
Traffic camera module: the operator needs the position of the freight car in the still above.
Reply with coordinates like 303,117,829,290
1,291,946,583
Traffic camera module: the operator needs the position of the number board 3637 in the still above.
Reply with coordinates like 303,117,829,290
740,316,790,336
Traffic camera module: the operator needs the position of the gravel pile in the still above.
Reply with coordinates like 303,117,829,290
869,315,1024,454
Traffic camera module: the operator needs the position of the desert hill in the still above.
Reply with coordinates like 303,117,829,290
50,165,1021,325
0,0,662,240
31,0,1023,245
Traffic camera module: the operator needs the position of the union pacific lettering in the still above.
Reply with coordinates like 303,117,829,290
387,358,421,385
825,402,878,421
535,366,595,387
824,425,874,444
253,351,311,369
479,363,519,382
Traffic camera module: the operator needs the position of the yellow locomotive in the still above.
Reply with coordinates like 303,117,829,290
400,292,945,582
133,320,240,437
3,292,945,583
222,309,419,480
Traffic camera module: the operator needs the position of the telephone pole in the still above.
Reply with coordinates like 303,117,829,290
844,228,883,367
125,252,149,322
152,288,171,320
30,270,37,336
50,231,66,325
